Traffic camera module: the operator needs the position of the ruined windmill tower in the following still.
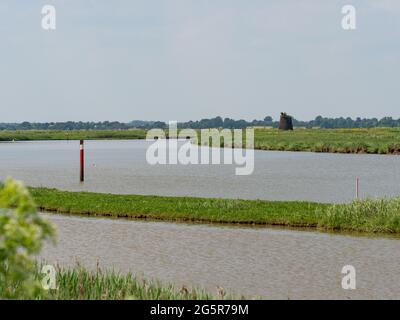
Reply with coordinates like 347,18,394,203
278,112,293,130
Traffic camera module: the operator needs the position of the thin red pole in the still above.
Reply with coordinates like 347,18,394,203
80,140,84,182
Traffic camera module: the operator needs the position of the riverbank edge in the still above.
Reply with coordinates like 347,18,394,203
29,187,400,235
2,128,400,155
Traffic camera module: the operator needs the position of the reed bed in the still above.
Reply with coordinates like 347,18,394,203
33,264,237,300
318,198,400,233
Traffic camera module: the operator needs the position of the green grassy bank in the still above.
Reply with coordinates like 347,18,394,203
2,127,400,155
202,127,400,154
252,128,400,154
0,129,147,141
30,188,400,234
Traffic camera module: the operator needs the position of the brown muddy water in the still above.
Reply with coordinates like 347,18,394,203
39,213,400,300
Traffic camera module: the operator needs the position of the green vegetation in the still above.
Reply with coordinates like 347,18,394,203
0,179,234,300
30,187,327,227
30,187,400,234
252,128,400,154
178,115,400,129
2,127,400,155
0,129,146,141
0,179,55,299
2,180,399,299
33,264,236,300
320,198,400,234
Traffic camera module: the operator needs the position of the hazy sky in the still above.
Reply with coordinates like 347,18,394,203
1,0,399,122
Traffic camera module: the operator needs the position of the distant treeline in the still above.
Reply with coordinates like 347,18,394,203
178,116,400,129
0,120,165,131
1,116,400,130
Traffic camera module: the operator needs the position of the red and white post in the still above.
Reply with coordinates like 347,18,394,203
80,139,84,182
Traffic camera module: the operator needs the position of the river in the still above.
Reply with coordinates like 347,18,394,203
39,213,400,300
1,140,400,203
2,140,399,299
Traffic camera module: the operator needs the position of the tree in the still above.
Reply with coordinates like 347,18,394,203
264,116,272,122
214,116,224,128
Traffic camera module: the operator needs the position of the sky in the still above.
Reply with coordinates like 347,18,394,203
0,0,399,122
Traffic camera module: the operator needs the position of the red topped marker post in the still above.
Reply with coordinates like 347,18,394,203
80,140,84,182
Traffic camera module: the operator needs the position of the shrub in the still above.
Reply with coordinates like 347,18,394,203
0,178,55,299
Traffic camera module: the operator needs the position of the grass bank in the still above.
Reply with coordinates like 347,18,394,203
32,264,237,300
252,128,400,154
30,188,400,234
0,129,147,141
203,127,400,154
3,128,400,155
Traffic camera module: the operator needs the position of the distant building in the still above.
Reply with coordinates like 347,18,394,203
278,112,293,130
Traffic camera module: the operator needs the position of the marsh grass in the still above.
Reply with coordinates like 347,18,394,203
196,128,400,155
319,198,400,233
3,128,400,155
0,129,146,141
33,264,238,300
29,187,400,234
252,128,400,154
30,187,327,228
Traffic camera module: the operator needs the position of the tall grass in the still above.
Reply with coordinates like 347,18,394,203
33,264,238,300
318,198,400,233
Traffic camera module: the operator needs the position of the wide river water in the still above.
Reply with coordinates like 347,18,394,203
40,213,400,300
1,139,400,202
1,140,399,299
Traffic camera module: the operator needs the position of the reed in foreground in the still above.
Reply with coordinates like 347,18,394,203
29,187,400,234
33,264,237,300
